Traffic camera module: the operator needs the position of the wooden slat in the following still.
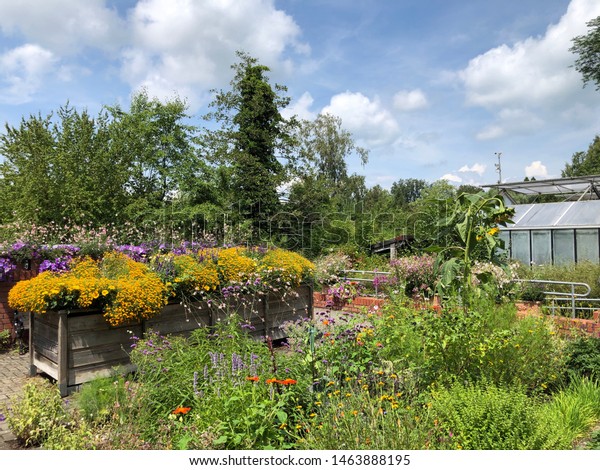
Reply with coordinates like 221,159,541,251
70,363,136,386
70,344,132,369
32,351,58,380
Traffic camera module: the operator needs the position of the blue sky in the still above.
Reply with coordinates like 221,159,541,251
1,0,600,189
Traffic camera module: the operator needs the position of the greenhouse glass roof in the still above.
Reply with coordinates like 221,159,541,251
483,174,600,199
506,200,600,230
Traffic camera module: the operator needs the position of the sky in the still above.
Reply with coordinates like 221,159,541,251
1,0,600,190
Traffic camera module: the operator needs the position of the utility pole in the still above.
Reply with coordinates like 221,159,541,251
494,152,502,184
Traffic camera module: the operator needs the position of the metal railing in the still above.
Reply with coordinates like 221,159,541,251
341,270,391,296
516,279,600,319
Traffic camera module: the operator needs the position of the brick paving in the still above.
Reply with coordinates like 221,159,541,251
0,349,31,450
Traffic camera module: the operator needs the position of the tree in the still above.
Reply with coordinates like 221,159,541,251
204,52,294,241
562,135,600,176
390,178,429,207
571,16,600,90
0,105,130,227
107,90,200,222
293,113,368,185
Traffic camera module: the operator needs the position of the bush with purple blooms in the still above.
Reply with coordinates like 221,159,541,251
390,254,437,298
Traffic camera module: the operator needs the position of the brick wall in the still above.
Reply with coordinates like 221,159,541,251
315,294,600,338
0,265,38,336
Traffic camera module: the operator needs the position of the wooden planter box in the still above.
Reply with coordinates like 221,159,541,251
29,285,313,396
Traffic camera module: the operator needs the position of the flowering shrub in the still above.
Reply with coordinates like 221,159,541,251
8,246,314,326
8,252,169,327
216,247,257,284
390,254,437,297
152,254,220,299
313,252,352,286
327,280,361,306
259,249,314,287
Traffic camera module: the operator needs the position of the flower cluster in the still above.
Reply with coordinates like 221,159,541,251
152,253,220,298
390,254,437,297
258,249,315,287
327,280,361,305
0,257,17,282
8,246,314,326
217,247,257,284
313,252,352,286
8,252,168,327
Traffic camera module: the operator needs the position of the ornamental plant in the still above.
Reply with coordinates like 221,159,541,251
258,248,315,287
8,252,168,327
390,254,436,298
429,193,514,307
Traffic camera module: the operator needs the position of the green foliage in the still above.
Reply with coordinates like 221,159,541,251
517,282,547,302
430,192,514,306
516,261,600,299
564,335,600,380
375,298,566,392
562,135,600,177
539,376,600,444
430,382,564,449
3,378,70,447
0,329,11,351
75,374,130,425
570,16,600,91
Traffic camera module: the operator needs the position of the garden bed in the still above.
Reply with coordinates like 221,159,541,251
29,285,313,396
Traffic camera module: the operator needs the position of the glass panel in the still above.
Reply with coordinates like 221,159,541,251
497,231,509,255
531,230,551,265
576,229,599,263
559,201,600,226
510,231,530,265
553,230,574,265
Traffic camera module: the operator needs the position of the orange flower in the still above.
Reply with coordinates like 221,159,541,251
266,378,278,384
246,376,259,382
324,332,331,337
172,406,191,415
322,319,330,325
280,378,297,386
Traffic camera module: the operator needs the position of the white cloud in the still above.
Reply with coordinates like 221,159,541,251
440,173,462,183
525,161,548,178
458,163,486,175
0,44,56,104
122,0,308,105
0,0,126,54
460,0,600,139
282,91,315,120
393,89,428,111
321,91,400,147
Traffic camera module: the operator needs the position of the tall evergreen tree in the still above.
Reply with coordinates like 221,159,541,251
204,51,294,241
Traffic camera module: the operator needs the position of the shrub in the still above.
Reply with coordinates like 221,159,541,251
564,335,600,380
374,297,566,392
390,254,436,298
0,329,12,351
2,378,70,447
429,382,562,449
313,252,352,286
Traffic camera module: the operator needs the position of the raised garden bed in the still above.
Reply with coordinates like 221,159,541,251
29,285,313,396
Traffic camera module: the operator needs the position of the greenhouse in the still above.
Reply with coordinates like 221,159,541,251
483,175,600,266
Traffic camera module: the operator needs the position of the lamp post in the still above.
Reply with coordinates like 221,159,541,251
494,152,502,184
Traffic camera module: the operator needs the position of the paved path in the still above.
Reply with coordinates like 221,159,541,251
0,349,30,450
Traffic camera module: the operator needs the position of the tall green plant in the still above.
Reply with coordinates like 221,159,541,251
431,192,514,306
